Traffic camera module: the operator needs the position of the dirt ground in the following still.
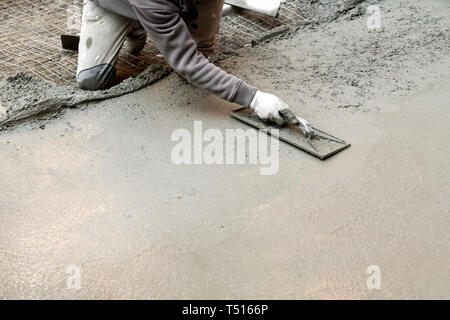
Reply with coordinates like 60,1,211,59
0,0,449,299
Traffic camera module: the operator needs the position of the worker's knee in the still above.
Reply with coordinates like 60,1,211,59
77,64,116,91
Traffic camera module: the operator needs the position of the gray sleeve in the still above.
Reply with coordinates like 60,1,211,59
129,0,257,107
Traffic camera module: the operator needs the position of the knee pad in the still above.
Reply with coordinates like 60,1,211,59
77,64,116,91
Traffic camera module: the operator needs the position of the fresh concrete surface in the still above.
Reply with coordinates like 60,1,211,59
1,0,449,299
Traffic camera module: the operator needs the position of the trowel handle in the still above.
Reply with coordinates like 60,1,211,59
279,109,315,137
278,109,300,125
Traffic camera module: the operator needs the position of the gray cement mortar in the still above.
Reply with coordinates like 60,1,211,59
0,64,172,129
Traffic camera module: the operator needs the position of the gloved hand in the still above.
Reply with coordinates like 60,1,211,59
249,91,297,126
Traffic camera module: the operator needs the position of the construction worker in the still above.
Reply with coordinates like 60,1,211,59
77,0,298,125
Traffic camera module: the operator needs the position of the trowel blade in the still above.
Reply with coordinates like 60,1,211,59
225,0,282,17
230,107,351,160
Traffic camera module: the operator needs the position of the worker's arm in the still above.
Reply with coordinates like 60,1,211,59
119,0,289,124
129,0,255,105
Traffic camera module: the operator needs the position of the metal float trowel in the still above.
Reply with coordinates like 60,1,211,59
230,107,350,159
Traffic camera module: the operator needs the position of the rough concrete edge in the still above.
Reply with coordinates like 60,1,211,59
0,64,172,131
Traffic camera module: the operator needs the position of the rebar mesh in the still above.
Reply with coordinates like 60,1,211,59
0,0,306,85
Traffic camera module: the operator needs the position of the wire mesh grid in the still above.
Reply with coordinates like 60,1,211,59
0,0,306,85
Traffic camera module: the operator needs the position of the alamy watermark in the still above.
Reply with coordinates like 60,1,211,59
66,265,81,290
171,121,280,175
366,265,381,290
367,5,382,30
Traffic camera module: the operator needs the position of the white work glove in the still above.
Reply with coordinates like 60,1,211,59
250,91,296,126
